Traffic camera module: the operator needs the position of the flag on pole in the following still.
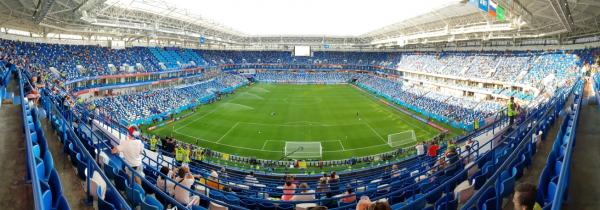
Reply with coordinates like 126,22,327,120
478,0,489,12
496,5,506,22
488,0,497,17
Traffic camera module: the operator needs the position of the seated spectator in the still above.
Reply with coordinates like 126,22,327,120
281,180,296,201
512,183,542,210
445,147,459,164
26,88,40,104
340,188,357,203
316,179,329,193
319,173,329,183
391,164,400,178
356,196,372,210
329,172,340,192
245,171,258,184
156,166,175,195
173,166,200,206
330,171,339,180
368,200,392,210
291,183,315,201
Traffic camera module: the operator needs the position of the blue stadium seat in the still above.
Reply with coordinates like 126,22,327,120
126,183,145,208
257,201,276,210
75,153,88,180
141,195,163,210
53,196,70,210
113,171,129,192
497,170,516,198
48,170,64,209
43,151,55,180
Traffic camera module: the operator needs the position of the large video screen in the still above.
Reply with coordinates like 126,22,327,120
294,46,311,57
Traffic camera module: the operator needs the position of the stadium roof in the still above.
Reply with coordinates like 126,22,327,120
104,0,457,37
1,0,600,49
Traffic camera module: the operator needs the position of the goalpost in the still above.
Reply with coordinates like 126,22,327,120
388,130,417,148
284,141,323,159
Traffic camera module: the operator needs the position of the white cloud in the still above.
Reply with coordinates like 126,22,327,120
113,0,458,36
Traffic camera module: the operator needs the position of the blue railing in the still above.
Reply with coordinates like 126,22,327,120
18,69,43,210
399,83,563,210
460,79,579,210
593,72,600,111
545,81,583,210
35,72,132,210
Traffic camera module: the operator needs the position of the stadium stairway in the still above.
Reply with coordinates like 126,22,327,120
563,78,600,210
0,72,33,209
39,114,95,210
501,94,575,210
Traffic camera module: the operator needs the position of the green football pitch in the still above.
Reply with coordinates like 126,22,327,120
148,83,441,160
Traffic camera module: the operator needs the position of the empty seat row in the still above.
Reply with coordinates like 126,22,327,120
19,70,70,210
537,84,582,210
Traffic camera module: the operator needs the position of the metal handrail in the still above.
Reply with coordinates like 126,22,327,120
41,85,132,210
17,69,43,210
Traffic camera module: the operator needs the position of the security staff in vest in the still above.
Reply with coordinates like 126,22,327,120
175,144,184,163
194,147,205,162
149,135,158,151
507,97,519,126
183,145,191,164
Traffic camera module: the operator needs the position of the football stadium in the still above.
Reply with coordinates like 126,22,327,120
0,0,599,209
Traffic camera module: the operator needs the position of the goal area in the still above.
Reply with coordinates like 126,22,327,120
284,141,322,159
388,130,417,148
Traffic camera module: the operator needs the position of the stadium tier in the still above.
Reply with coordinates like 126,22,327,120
3,37,593,210
2,1,600,209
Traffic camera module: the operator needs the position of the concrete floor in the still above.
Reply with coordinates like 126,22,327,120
0,74,94,210
563,80,600,210
41,117,95,210
0,76,33,209
499,95,571,210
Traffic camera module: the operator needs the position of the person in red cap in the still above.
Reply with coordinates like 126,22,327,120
112,124,144,185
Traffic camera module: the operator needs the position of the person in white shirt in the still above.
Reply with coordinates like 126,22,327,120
291,183,315,201
174,166,200,206
112,128,145,185
415,143,425,156
156,166,175,195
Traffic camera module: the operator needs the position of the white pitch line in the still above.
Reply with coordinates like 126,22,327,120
322,143,389,152
352,86,438,136
174,129,394,154
261,141,269,150
362,121,388,145
174,108,220,132
241,121,365,127
216,122,240,143
338,140,346,150
174,130,282,153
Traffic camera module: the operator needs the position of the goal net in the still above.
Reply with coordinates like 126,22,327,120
388,130,417,148
284,141,322,159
